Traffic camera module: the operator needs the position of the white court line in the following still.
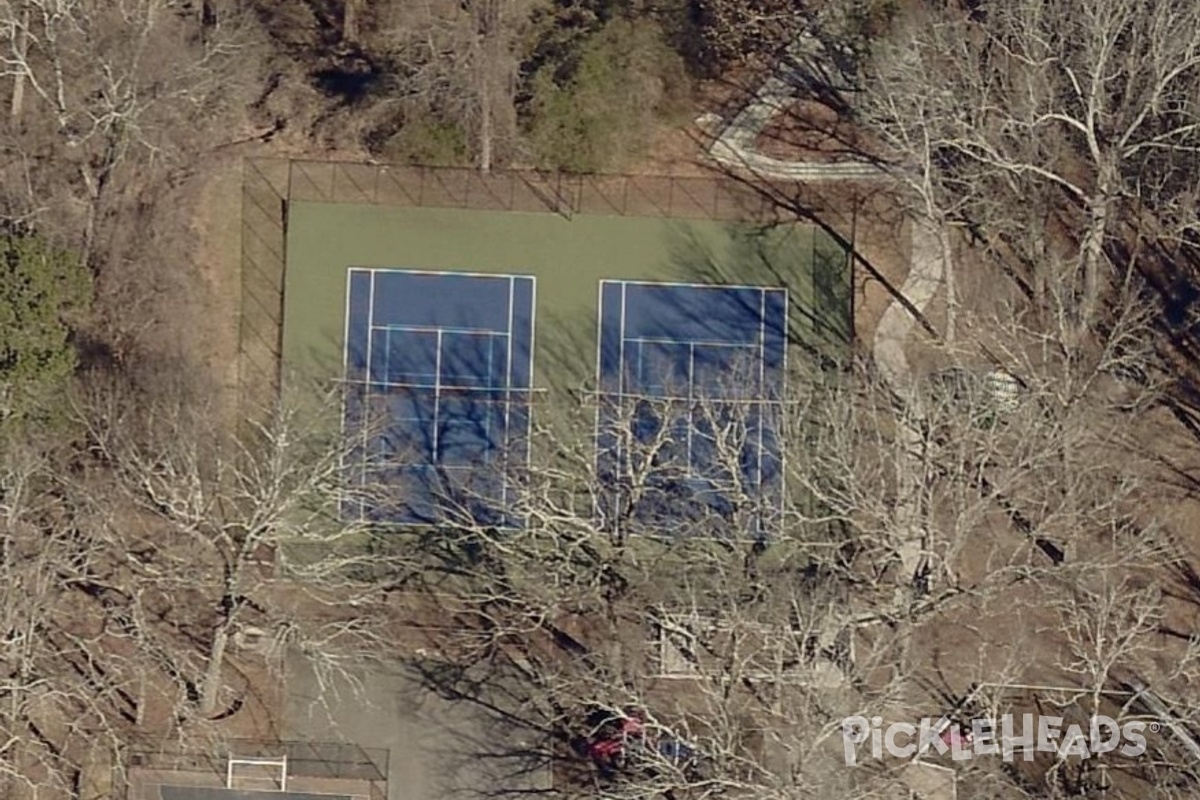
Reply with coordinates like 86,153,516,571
356,266,534,281
592,389,790,403
523,277,537,515
600,278,788,292
502,276,514,504
757,289,766,520
627,335,759,348
340,269,361,519
617,281,628,526
592,281,606,525
593,282,793,535
634,338,645,392
432,330,443,460
372,323,511,337
774,287,790,533
368,380,515,393
371,328,506,385
686,343,695,473
595,284,792,537
379,326,392,469
361,270,537,527
360,271,377,520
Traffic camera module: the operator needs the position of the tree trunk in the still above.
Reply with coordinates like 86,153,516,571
1032,226,1048,318
479,66,492,174
9,8,28,121
1059,434,1074,565
135,674,146,726
79,137,120,273
475,0,497,173
939,223,956,345
199,0,217,43
198,621,231,716
343,0,361,44
79,173,102,274
1078,191,1111,327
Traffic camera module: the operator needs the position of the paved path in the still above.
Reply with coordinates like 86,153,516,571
706,62,945,397
708,72,883,182
871,217,943,397
707,60,948,595
708,70,959,800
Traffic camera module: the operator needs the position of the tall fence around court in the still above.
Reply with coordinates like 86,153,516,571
239,159,290,414
237,159,819,411
123,737,390,800
285,160,782,220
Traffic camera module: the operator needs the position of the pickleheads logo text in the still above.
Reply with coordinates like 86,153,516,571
841,714,1152,766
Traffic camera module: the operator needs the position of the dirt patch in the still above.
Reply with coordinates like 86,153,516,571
756,100,867,164
192,154,247,416
628,122,719,178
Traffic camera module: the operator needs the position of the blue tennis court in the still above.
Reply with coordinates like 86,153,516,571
595,281,786,534
342,268,534,526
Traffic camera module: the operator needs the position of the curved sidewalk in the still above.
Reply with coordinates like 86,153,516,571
707,64,948,590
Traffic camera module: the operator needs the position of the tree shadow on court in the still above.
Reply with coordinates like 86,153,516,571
530,308,601,397
289,331,527,530
661,221,853,368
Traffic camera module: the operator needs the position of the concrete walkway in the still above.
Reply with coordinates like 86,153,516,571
707,60,956,800
284,652,551,800
706,55,946,396
708,71,883,182
873,218,944,579
707,54,948,586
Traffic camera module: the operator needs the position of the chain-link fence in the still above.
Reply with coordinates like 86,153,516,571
284,160,777,220
124,737,389,800
238,159,290,415
238,159,826,413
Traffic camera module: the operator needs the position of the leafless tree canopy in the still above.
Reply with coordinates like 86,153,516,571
3,2,1200,799
360,286,1199,798
858,0,1200,332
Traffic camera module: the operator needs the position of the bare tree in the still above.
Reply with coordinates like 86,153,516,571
0,428,141,799
0,0,257,265
344,0,364,44
372,0,526,171
354,378,957,798
0,372,424,798
857,0,1200,333
79,380,411,720
358,260,1200,799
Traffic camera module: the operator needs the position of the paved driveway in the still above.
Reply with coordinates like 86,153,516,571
284,652,550,800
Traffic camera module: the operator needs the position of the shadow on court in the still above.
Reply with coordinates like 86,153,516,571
664,222,853,364
340,270,536,528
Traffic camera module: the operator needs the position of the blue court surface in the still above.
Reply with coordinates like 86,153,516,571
342,268,534,526
595,281,786,534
